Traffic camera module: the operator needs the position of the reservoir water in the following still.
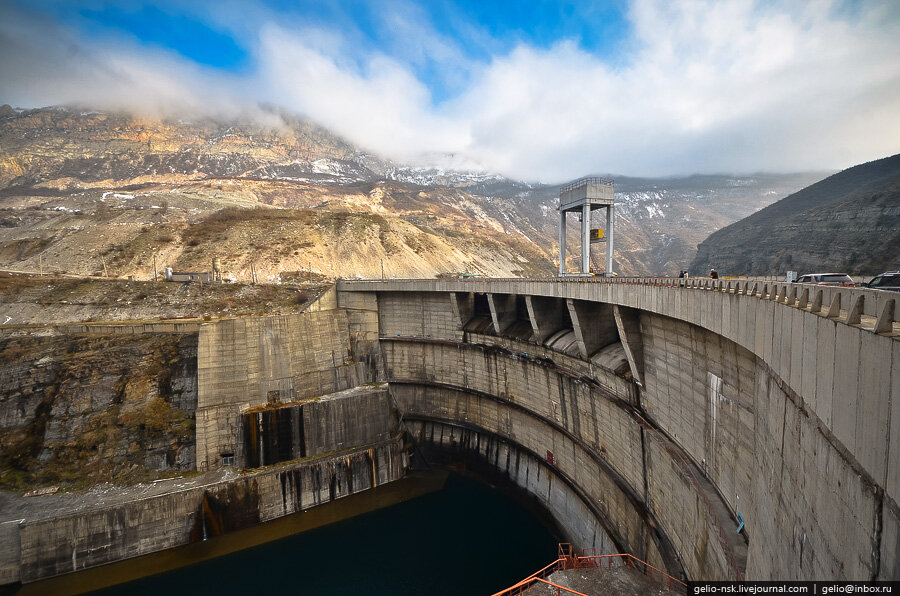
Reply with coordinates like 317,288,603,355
93,472,559,595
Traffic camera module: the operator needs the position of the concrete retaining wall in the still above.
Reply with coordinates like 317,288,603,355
243,388,394,467
196,309,376,470
12,438,407,583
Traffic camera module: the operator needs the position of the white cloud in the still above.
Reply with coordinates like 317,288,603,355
0,8,262,122
1,0,899,180
450,0,900,179
256,24,469,162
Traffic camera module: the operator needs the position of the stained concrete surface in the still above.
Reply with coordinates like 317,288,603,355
339,279,899,581
0,468,238,525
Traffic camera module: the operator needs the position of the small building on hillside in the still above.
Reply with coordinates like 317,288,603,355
164,268,215,283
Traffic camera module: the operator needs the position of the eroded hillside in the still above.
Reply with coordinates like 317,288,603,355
0,105,826,278
0,106,556,280
0,272,324,325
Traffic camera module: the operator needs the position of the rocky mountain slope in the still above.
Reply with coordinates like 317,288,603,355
691,153,900,276
0,105,826,279
469,173,828,274
0,330,197,490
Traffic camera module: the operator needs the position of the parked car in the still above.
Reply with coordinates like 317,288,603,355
861,272,900,292
795,273,855,287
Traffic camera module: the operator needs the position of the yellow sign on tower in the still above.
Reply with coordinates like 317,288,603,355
590,228,605,243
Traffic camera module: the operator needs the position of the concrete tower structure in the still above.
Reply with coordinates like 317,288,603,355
558,177,615,276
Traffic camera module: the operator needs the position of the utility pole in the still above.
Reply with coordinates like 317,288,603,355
39,254,43,277
153,254,158,282
102,259,109,278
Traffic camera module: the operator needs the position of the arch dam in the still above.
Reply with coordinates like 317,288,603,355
335,276,899,582
3,276,899,587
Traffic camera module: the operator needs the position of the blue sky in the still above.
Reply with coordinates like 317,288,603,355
1,0,899,180
16,0,631,102
76,4,250,70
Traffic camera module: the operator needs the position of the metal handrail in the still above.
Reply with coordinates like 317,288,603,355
497,576,591,596
576,553,688,590
491,544,686,596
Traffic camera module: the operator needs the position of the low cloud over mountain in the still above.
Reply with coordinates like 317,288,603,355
1,0,898,181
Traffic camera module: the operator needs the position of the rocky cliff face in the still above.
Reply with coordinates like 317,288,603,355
0,331,197,490
691,153,900,276
0,105,825,278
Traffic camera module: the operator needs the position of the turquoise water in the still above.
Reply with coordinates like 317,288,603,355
96,473,559,595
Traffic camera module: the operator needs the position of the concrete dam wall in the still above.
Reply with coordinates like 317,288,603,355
3,276,896,586
338,278,900,582
195,305,379,471
1,382,406,585
14,438,406,583
0,290,406,586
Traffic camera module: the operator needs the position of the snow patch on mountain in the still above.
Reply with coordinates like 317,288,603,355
385,166,507,188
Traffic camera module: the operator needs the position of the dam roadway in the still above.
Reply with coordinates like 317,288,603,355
336,276,899,582
1,275,897,588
